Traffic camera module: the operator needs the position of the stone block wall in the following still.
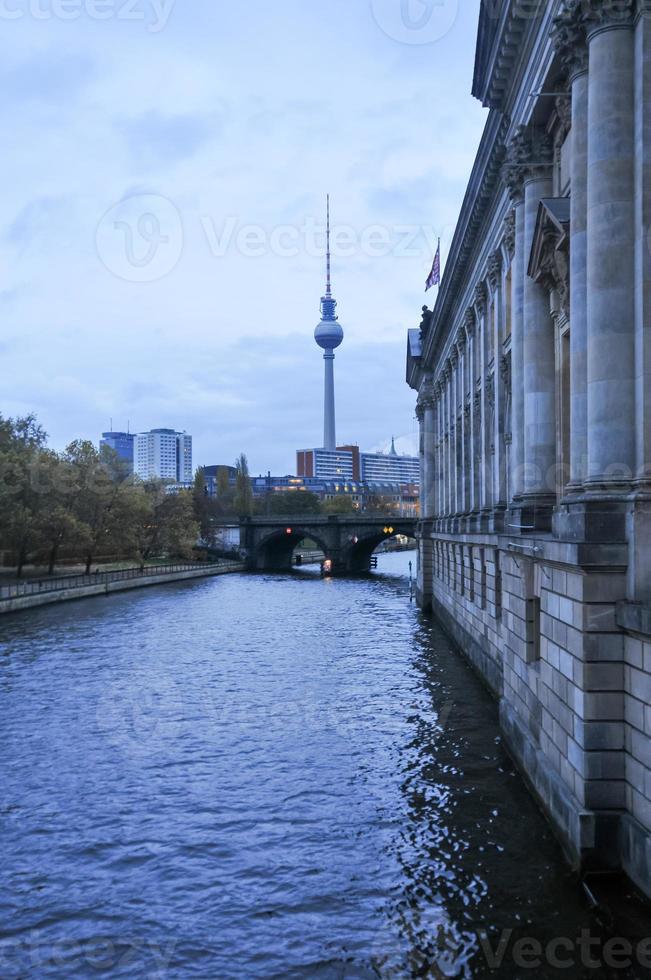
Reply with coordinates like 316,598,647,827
421,530,651,887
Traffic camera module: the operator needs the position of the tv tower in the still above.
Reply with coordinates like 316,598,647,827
314,195,344,451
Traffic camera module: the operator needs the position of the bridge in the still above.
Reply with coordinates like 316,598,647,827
217,516,417,574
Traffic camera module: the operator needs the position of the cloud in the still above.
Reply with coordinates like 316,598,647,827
118,110,218,170
0,0,485,475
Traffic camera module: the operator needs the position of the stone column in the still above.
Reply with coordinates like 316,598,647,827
488,251,504,518
502,147,526,514
553,8,590,491
637,13,651,491
456,329,468,516
421,378,437,520
631,8,651,599
416,397,425,510
501,212,516,507
438,383,446,520
465,313,476,517
473,288,489,520
520,126,556,525
585,8,636,490
450,349,459,515
446,367,453,518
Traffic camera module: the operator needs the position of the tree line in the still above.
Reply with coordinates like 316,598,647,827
0,414,200,577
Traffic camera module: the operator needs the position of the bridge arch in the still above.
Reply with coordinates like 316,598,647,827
341,524,417,574
252,526,332,572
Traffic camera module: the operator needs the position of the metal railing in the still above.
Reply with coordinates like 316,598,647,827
0,562,243,601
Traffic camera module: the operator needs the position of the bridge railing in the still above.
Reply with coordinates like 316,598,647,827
0,562,240,601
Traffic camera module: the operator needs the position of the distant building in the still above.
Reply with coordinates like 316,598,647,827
251,474,419,517
297,439,419,487
202,465,237,497
296,447,360,481
100,431,134,471
134,429,192,483
361,439,420,485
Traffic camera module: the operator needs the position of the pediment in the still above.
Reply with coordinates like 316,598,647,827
528,198,571,315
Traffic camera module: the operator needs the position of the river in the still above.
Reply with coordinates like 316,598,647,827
0,552,648,978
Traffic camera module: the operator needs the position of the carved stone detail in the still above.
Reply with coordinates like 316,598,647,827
536,233,570,318
474,285,487,317
502,125,553,198
486,374,495,410
487,251,502,292
502,210,516,258
555,94,572,140
551,1,589,81
421,379,437,410
583,0,636,37
419,305,433,340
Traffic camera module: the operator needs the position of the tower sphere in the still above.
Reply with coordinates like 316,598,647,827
315,317,344,350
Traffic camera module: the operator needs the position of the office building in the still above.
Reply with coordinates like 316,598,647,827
134,429,193,484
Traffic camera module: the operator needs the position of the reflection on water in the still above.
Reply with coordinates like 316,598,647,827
0,552,648,978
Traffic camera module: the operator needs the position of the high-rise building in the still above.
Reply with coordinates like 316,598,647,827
314,195,344,451
134,429,193,484
297,445,360,481
100,431,134,471
297,439,420,487
361,439,420,485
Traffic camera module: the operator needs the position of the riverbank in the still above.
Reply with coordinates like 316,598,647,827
0,561,246,615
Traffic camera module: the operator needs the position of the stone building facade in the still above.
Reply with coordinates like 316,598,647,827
407,0,651,896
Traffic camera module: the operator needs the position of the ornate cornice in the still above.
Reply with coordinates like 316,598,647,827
472,0,531,110
421,112,511,369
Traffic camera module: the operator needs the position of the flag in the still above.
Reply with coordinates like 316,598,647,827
425,239,441,292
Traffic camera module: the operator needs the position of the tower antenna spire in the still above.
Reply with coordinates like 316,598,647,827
326,193,332,298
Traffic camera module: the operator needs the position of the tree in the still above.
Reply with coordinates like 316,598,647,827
322,495,356,515
234,453,253,517
262,490,322,516
192,467,212,540
217,466,231,498
126,482,199,567
365,494,398,516
0,414,49,576
32,452,91,574
64,440,134,573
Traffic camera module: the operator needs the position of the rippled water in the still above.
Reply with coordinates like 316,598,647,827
0,553,647,978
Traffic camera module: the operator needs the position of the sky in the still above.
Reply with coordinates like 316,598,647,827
0,0,487,475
